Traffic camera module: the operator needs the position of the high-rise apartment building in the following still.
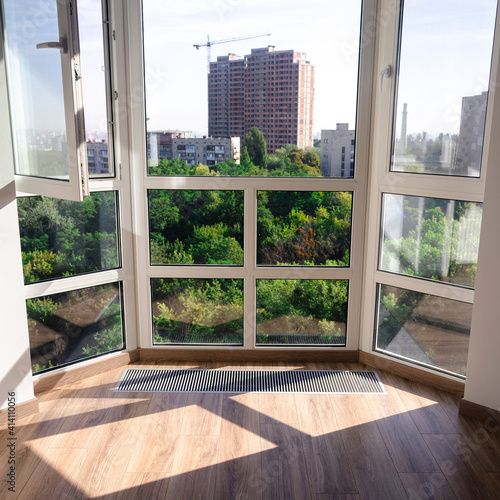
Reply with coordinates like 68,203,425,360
208,46,314,152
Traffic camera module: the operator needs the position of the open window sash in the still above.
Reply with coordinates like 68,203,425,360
3,0,88,201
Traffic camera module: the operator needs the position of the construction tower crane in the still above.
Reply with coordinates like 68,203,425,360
194,33,272,73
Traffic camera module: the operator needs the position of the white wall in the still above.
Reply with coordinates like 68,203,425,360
0,32,35,409
464,33,500,411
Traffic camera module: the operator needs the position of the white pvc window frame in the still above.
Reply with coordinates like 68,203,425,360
123,0,376,352
26,0,139,378
359,0,500,380
2,0,89,201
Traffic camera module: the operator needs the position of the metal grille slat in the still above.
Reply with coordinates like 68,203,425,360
114,369,386,394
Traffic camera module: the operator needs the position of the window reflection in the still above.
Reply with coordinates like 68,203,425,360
375,284,471,377
28,283,124,373
380,194,482,288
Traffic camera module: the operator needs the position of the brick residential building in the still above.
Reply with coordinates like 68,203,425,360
208,46,314,153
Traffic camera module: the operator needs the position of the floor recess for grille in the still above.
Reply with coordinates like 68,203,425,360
114,368,386,395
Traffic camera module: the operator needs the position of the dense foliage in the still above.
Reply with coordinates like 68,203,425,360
18,192,119,283
21,136,481,350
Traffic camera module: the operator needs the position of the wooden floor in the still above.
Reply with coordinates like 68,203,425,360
2,361,500,499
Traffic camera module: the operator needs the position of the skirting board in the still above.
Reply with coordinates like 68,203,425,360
0,397,38,427
459,399,500,426
33,350,139,395
359,351,465,396
138,348,359,363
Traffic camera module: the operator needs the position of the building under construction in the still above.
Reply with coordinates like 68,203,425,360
208,46,315,152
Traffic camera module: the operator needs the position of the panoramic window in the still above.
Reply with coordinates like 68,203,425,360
148,190,244,266
18,191,120,283
79,0,114,176
257,191,352,266
373,0,496,377
141,0,363,347
152,278,243,345
256,279,348,346
10,0,127,373
3,0,89,200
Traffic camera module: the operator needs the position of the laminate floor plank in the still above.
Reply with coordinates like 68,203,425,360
49,371,122,449
0,392,73,495
399,472,457,500
332,396,408,500
111,472,170,500
180,393,223,436
214,393,266,500
490,472,500,489
295,394,358,495
258,393,300,426
17,448,88,500
423,433,500,500
77,398,150,498
368,372,440,473
260,423,312,500
392,378,457,434
165,435,219,500
314,495,361,500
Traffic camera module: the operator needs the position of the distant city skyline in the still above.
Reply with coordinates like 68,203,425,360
140,0,496,140
9,0,495,143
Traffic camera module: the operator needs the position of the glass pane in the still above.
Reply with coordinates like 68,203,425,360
79,0,112,176
149,190,243,265
18,191,120,284
375,284,472,377
4,0,69,179
257,191,352,266
152,278,243,344
380,194,482,288
28,282,124,373
143,0,361,177
256,279,348,345
392,0,497,176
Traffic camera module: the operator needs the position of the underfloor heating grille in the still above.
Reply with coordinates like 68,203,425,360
114,369,386,395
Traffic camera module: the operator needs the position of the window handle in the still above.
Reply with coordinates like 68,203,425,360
36,37,67,54
380,64,392,93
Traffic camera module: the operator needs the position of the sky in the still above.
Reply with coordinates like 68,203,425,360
6,0,497,142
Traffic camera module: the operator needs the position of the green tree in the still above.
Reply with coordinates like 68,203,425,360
303,151,320,168
244,127,268,167
241,145,251,163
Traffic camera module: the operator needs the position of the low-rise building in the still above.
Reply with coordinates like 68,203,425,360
172,137,240,166
320,124,355,177
147,130,193,166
